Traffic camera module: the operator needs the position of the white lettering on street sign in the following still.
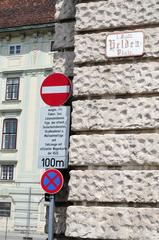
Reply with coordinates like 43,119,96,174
38,106,70,169
106,31,144,58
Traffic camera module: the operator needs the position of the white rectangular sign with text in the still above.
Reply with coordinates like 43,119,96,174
106,31,144,58
38,106,70,169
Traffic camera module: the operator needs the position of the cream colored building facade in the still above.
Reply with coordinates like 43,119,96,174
0,28,54,234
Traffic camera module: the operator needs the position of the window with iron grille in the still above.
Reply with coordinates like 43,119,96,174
2,119,17,149
9,45,21,55
0,202,11,217
5,78,20,100
1,165,14,180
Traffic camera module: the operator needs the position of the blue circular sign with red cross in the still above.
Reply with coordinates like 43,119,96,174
40,169,64,194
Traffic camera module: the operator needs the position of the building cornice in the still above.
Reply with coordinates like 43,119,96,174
0,22,55,34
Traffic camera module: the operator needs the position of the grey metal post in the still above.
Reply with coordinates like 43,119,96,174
4,217,8,240
48,195,54,240
26,187,31,239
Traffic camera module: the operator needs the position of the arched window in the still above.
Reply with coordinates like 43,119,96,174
2,119,17,149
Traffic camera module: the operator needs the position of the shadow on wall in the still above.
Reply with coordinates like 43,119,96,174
52,0,77,77
45,171,70,235
45,0,77,236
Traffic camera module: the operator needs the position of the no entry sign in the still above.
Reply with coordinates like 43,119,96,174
40,73,72,106
41,169,64,194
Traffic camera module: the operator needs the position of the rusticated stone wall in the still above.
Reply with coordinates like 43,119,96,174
66,207,159,239
53,0,76,77
53,0,159,239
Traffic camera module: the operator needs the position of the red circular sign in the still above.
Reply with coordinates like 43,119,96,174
40,73,72,106
40,169,64,194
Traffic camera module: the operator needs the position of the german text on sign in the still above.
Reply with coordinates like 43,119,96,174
106,31,144,58
38,106,70,169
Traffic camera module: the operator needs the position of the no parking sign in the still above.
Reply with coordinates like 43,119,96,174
41,169,64,194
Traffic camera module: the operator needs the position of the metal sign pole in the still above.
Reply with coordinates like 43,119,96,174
26,187,31,239
48,195,54,240
4,217,8,240
40,169,63,240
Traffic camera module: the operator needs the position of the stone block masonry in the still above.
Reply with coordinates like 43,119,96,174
74,27,159,63
76,0,159,31
69,134,159,166
52,0,75,75
69,170,159,202
53,0,159,239
73,61,159,96
72,97,159,131
54,22,75,49
66,206,159,239
53,51,75,77
55,0,77,20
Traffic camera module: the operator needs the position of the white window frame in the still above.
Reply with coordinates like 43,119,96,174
2,118,18,150
9,44,22,55
5,77,20,100
1,165,14,181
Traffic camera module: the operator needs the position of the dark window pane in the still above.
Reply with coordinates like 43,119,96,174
4,120,17,133
2,119,17,149
1,165,14,181
16,45,21,54
12,85,18,99
51,41,54,51
10,135,16,148
4,122,10,133
5,78,19,100
0,202,11,217
10,122,16,133
7,79,14,84
4,135,9,149
9,45,21,55
6,93,12,100
9,46,15,55
6,85,12,93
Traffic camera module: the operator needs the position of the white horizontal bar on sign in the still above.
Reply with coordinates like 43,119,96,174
42,86,70,94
